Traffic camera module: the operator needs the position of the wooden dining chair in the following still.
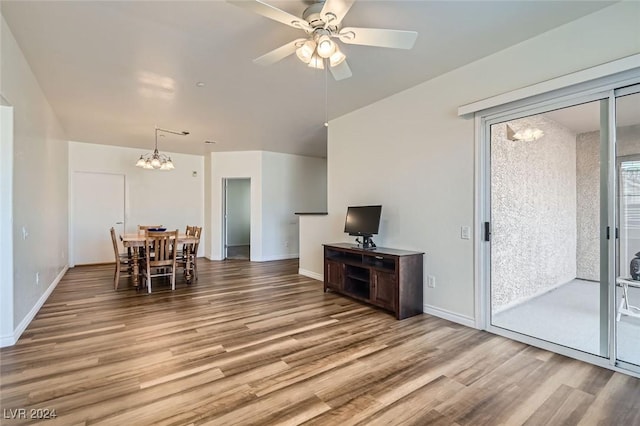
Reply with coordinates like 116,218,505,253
178,226,202,281
141,229,179,293
110,227,134,290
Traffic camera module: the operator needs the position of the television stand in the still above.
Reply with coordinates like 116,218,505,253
323,243,424,319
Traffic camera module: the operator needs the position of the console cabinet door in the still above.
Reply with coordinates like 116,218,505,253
372,270,396,311
326,260,344,290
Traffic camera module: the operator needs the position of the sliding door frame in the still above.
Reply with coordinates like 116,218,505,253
613,83,640,374
475,72,640,378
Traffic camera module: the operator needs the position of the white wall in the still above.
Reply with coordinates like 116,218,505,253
226,178,251,246
209,151,262,261
68,141,205,261
262,151,327,260
208,151,327,261
1,16,69,346
299,1,640,323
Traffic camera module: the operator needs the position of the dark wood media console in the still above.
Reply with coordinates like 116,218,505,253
323,243,424,319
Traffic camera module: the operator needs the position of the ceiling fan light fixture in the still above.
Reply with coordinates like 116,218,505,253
316,35,335,58
329,48,346,67
295,39,316,64
507,125,544,142
308,53,325,69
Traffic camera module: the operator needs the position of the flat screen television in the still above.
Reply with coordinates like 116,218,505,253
344,205,382,248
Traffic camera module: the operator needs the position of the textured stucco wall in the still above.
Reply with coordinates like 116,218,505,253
576,131,600,281
491,116,577,311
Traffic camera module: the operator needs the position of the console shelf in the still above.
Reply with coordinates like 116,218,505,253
323,243,424,319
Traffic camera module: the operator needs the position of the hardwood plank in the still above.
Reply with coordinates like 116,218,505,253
0,259,638,426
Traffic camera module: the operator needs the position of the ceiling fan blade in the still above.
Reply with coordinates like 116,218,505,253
339,27,418,49
253,38,306,66
330,60,352,81
227,0,311,31
320,0,355,26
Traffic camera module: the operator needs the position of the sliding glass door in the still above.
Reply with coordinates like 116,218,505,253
615,85,640,370
483,82,640,375
488,98,610,357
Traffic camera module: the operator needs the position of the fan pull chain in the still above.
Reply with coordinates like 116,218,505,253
324,57,329,128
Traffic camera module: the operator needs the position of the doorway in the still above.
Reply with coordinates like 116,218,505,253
487,99,608,357
72,172,125,265
223,178,250,260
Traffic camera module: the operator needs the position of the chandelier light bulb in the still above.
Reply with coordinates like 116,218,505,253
296,40,316,64
136,156,146,168
329,48,346,67
316,35,335,58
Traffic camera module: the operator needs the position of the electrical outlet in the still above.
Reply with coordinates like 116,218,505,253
427,275,435,288
284,240,289,248
36,272,40,285
461,226,471,240
22,226,29,240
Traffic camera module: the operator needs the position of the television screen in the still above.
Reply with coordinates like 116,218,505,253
344,205,382,236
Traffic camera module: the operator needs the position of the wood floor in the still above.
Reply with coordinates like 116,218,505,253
1,259,639,425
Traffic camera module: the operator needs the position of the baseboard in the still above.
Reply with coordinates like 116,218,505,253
423,304,477,328
299,268,323,281
255,254,299,262
0,265,68,348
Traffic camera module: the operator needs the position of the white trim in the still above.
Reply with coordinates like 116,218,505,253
0,265,68,348
423,304,477,329
0,105,14,342
254,254,299,262
299,268,323,281
205,255,223,261
473,114,486,330
459,54,640,116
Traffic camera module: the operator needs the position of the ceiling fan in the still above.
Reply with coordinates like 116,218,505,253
228,0,418,80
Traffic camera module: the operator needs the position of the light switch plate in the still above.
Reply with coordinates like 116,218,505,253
461,226,471,240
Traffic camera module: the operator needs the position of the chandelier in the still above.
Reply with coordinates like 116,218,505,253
135,127,189,170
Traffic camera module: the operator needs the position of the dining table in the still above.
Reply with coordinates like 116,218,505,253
121,232,199,287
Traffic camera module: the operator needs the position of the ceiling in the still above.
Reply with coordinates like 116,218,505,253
543,94,640,134
1,1,617,158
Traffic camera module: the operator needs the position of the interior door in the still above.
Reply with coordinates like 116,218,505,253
73,172,125,264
